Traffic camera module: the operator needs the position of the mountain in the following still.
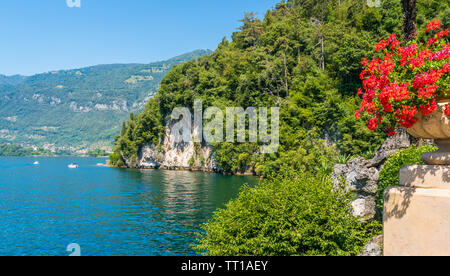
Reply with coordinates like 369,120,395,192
0,75,27,86
0,49,212,152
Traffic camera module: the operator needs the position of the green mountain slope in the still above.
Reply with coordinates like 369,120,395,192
0,50,211,152
0,75,27,86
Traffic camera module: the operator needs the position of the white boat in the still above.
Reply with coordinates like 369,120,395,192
68,163,79,169
33,161,39,165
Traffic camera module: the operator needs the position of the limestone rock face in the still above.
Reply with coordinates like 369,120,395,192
137,119,218,172
333,129,413,221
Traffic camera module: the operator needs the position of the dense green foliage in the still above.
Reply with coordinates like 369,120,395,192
108,152,126,167
0,144,54,156
376,145,437,214
193,171,381,256
87,149,108,157
0,50,210,152
113,0,448,175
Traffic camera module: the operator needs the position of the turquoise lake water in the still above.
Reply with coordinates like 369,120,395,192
0,157,257,256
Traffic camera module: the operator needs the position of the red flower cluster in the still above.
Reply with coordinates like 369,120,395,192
356,20,450,136
427,20,441,33
420,99,437,115
376,34,400,52
445,105,450,116
384,126,397,136
395,106,418,128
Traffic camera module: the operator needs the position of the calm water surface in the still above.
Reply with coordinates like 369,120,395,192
0,157,257,256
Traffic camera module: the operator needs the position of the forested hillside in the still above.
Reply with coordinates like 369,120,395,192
0,143,54,157
113,0,449,176
0,50,210,152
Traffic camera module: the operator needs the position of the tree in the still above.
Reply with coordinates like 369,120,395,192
232,12,264,49
311,17,325,71
402,0,417,41
121,122,126,136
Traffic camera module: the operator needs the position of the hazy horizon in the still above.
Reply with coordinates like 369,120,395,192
0,49,212,77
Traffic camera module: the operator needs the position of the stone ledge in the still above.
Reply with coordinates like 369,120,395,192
399,165,450,189
384,186,450,256
422,152,450,165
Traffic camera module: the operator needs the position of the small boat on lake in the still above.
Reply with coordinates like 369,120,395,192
68,163,79,169
33,161,39,165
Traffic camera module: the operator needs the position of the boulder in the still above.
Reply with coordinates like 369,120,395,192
333,129,413,221
367,129,411,168
359,235,383,256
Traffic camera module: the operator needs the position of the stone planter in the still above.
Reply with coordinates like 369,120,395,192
405,98,450,165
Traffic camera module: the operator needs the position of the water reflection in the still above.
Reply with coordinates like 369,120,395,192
0,157,257,256
113,168,256,255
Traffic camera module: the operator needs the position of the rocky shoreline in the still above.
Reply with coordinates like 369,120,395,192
107,160,256,176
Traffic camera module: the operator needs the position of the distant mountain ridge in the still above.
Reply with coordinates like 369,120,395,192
0,49,212,153
0,75,27,86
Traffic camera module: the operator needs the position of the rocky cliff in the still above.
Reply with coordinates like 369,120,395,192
136,119,219,172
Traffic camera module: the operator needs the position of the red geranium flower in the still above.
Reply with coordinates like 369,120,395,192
357,20,449,133
445,105,450,117
427,20,441,33
384,127,397,137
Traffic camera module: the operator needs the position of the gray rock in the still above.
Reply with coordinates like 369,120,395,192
367,129,411,168
359,235,383,256
351,195,377,219
333,129,414,221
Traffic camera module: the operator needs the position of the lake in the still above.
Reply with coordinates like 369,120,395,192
0,157,257,256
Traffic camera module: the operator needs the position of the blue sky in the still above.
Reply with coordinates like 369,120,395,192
0,0,279,76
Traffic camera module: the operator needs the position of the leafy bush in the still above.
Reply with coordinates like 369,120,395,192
109,152,125,167
188,156,196,168
193,172,381,256
376,145,437,213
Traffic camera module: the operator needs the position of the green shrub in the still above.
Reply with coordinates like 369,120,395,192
88,149,107,157
193,172,381,256
109,152,125,167
188,156,196,168
376,145,437,214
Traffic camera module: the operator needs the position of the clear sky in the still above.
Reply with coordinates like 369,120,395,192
0,0,279,76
